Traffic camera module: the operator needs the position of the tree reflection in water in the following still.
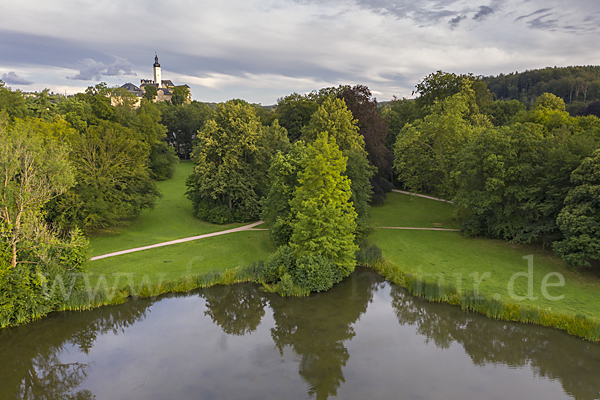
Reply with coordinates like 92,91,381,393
0,299,153,400
202,268,381,400
1,269,600,400
390,286,600,400
201,284,267,336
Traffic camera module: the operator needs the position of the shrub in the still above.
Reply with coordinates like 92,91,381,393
263,246,296,283
356,243,383,265
292,254,339,292
278,273,294,296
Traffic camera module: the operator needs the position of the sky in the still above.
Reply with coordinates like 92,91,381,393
1,0,600,105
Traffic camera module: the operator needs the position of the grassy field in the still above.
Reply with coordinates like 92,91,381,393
370,192,459,229
88,161,244,257
370,193,600,321
88,230,275,290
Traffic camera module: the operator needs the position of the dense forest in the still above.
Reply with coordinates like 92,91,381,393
483,65,600,116
1,66,599,326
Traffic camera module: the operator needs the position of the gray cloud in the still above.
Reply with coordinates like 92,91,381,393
449,14,467,28
104,56,137,77
1,71,33,85
515,7,553,22
68,56,137,80
473,6,494,20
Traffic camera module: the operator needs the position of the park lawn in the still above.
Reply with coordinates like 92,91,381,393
370,192,460,229
87,230,276,291
370,200,600,321
88,161,244,257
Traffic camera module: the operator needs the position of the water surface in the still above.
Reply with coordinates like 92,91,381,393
1,268,599,400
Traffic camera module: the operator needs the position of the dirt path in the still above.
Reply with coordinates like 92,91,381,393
392,189,454,204
377,226,460,232
91,221,265,261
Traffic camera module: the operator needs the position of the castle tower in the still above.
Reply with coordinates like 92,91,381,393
153,53,162,87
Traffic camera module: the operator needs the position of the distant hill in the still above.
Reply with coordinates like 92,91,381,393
483,66,600,114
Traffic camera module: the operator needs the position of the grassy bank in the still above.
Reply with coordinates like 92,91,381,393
88,161,244,257
88,230,275,289
369,192,600,340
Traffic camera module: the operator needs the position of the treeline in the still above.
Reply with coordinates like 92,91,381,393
483,66,600,115
0,80,194,327
386,72,600,269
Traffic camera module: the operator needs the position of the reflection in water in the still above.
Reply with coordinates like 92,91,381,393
1,268,599,400
201,284,267,336
390,286,600,400
267,270,380,399
0,299,152,399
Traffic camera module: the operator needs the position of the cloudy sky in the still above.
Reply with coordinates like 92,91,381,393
1,0,599,104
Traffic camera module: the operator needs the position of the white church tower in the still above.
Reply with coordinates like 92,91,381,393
153,53,162,87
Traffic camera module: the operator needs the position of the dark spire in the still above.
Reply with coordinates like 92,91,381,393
154,53,160,68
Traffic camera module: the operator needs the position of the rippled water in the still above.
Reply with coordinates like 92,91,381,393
1,268,599,400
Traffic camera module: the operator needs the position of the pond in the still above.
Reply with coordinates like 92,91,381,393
1,268,599,400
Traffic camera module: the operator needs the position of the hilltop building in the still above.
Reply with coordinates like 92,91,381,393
120,54,191,103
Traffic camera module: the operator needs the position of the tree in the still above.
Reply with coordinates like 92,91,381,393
261,142,309,246
453,123,546,241
0,117,75,268
25,89,57,120
159,101,213,159
554,149,600,267
136,101,178,180
275,93,319,142
290,132,358,278
301,97,375,233
414,71,493,116
143,85,158,102
83,83,115,124
47,122,160,230
186,100,266,223
394,88,489,198
0,81,28,120
171,85,190,105
338,85,394,203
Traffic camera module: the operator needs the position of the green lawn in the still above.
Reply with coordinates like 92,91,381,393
370,194,600,321
88,161,244,257
370,192,459,229
88,230,276,290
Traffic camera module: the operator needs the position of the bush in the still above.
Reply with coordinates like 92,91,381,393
263,246,296,283
278,273,294,296
356,242,383,265
292,255,339,292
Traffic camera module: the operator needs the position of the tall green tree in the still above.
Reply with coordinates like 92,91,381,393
394,88,489,198
0,117,75,268
261,142,309,246
554,149,600,267
0,81,27,120
338,85,394,203
290,132,358,278
47,122,160,230
171,85,190,105
159,101,213,159
186,100,266,223
453,123,546,241
301,97,375,234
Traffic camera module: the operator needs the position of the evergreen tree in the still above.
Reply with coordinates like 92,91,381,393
290,132,358,278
